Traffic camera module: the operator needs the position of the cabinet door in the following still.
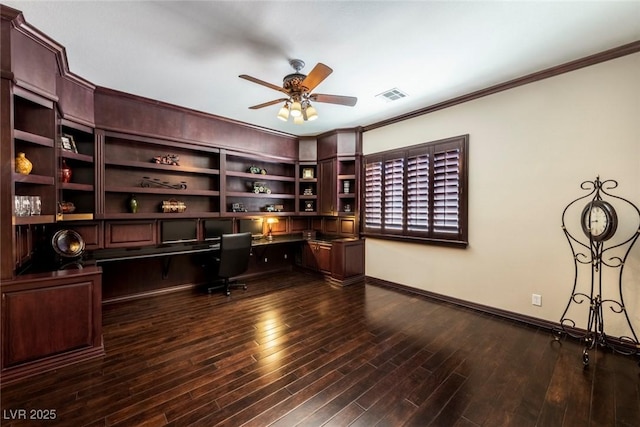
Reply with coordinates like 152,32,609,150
302,242,318,269
316,243,332,273
319,159,336,215
301,242,332,273
1,268,102,369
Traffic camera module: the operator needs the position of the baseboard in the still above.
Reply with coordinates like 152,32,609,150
365,276,640,357
1,345,105,386
103,283,198,304
365,276,560,332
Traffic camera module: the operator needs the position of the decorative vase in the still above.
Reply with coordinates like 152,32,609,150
60,160,72,183
15,152,32,175
129,194,138,213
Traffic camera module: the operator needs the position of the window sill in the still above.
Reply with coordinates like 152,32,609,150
361,232,468,249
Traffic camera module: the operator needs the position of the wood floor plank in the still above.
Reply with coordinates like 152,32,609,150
1,271,638,427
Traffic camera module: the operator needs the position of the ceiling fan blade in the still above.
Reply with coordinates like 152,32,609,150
239,74,289,94
249,98,289,110
310,93,358,107
301,63,333,92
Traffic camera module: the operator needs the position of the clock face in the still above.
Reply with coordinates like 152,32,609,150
581,200,617,241
585,206,608,236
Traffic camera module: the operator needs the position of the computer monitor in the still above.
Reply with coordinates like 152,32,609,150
203,219,234,240
238,218,264,239
161,220,197,243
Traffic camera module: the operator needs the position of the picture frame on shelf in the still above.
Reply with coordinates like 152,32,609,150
304,200,315,212
60,134,78,153
302,168,314,179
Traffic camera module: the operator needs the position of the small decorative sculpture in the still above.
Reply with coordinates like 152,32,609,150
129,194,138,213
15,152,32,175
60,160,72,183
248,165,267,174
152,154,180,166
252,181,271,194
140,177,187,190
231,203,247,212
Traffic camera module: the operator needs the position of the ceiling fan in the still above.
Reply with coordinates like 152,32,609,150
239,59,357,123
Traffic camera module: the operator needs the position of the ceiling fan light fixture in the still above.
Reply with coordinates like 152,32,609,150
241,60,356,125
290,100,302,117
277,103,290,121
305,104,318,121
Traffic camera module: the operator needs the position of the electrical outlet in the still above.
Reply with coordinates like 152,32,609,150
284,254,287,259
532,294,542,306
264,257,268,263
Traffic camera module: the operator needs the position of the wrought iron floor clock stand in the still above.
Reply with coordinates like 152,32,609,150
554,176,640,366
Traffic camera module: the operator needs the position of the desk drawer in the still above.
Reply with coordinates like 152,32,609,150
105,221,157,248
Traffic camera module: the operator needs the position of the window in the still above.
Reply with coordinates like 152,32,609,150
362,135,468,247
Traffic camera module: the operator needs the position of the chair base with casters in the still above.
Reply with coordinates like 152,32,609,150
207,275,248,296
206,232,252,296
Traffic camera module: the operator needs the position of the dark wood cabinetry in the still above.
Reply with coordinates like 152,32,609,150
317,129,361,219
223,150,296,215
318,159,336,215
330,238,365,286
302,240,333,273
1,266,104,383
298,162,318,214
300,238,365,285
59,119,96,221
1,4,366,382
101,131,220,219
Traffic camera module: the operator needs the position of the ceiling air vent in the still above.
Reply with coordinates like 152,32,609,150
376,88,408,102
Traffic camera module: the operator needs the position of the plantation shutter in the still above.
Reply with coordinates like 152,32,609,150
433,146,461,234
361,134,467,246
407,153,430,232
364,160,383,230
384,157,404,231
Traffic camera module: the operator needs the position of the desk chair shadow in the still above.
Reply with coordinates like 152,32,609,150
207,232,252,296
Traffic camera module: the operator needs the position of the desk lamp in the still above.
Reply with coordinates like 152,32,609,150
266,217,279,241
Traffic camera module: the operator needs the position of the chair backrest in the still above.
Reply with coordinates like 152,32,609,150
217,232,252,278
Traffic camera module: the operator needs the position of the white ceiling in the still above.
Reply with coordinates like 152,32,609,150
4,1,640,137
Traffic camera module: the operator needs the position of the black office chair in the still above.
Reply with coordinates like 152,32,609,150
207,232,252,296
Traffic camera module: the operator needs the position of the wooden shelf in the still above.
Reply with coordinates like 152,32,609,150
223,211,294,217
14,129,55,147
227,191,295,199
12,215,56,225
105,186,219,197
61,151,93,163
105,159,219,175
60,182,94,192
338,174,356,180
226,170,295,182
101,212,221,220
13,173,55,185
58,213,94,221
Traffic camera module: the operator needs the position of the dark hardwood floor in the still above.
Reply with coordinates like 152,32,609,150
1,271,639,426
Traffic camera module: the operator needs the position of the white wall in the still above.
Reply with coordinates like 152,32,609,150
363,53,640,338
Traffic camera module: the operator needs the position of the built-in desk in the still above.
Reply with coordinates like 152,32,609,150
89,234,306,265
89,235,306,302
84,234,363,302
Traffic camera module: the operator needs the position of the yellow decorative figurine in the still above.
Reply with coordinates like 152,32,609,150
15,152,32,175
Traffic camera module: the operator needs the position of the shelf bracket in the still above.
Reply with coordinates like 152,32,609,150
161,257,172,279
